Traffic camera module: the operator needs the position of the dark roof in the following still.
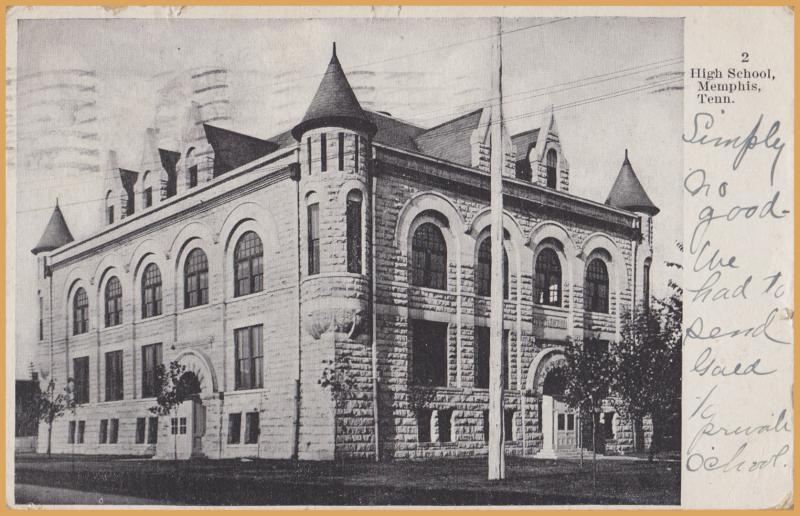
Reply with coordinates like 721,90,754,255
511,128,540,160
367,111,425,152
159,149,181,197
119,169,138,195
203,124,279,177
291,43,377,141
605,150,660,215
31,201,74,254
413,109,483,167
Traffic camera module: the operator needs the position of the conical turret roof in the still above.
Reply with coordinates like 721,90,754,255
31,200,75,254
291,43,377,141
605,150,660,216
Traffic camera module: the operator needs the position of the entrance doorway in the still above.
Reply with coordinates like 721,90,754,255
538,366,579,458
176,371,206,458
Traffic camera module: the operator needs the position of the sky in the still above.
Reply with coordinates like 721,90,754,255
12,15,683,376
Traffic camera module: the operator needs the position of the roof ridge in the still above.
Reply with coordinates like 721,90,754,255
417,108,484,135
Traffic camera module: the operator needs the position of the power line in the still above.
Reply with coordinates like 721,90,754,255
14,74,682,215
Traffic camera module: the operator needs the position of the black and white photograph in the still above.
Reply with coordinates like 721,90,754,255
9,8,688,506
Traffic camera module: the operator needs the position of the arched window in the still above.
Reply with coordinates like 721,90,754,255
643,258,652,312
585,258,609,313
73,287,89,335
234,231,264,297
346,191,363,274
411,223,447,290
142,171,153,208
186,148,197,188
534,248,562,306
104,277,123,327
546,149,558,189
184,249,209,308
475,237,508,298
105,191,115,225
141,264,162,318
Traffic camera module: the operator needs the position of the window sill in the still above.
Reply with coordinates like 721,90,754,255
179,303,212,315
138,313,170,324
228,290,269,303
99,324,124,333
418,441,458,448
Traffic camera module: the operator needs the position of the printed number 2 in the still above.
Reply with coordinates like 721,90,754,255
741,52,750,63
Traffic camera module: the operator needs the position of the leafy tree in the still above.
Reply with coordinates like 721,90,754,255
149,361,190,462
611,249,683,460
33,378,75,457
562,337,616,492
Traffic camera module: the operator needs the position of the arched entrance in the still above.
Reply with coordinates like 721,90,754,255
177,371,206,458
527,348,580,459
155,351,216,460
542,367,578,453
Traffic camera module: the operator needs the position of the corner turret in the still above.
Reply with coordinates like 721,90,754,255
31,200,74,255
605,149,659,216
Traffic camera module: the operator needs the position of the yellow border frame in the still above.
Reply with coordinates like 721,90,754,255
0,2,796,514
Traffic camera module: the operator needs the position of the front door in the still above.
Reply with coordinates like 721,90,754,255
553,399,577,450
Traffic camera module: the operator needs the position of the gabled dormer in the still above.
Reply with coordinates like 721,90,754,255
136,127,169,210
512,108,570,192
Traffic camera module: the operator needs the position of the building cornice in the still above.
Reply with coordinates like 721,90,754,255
373,143,641,239
49,148,297,270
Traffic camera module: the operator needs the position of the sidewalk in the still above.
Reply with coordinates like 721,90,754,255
14,454,680,506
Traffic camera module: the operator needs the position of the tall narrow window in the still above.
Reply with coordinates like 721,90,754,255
141,343,163,398
227,413,242,444
643,259,651,312
338,132,345,171
147,417,158,444
306,137,312,174
346,191,362,274
73,356,89,404
474,326,510,389
105,350,123,401
307,203,320,275
77,421,85,444
135,418,146,444
73,287,89,335
184,249,209,308
534,248,562,306
234,231,264,297
104,276,123,327
475,237,509,298
38,295,43,341
546,149,557,189
141,263,162,318
105,191,115,225
320,134,327,172
245,412,260,444
411,223,447,290
235,325,264,390
99,419,108,443
143,187,153,208
585,258,609,313
109,418,119,444
188,165,198,188
410,319,448,387
68,421,76,444
354,135,359,171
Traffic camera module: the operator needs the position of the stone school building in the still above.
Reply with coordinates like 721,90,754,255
31,45,659,461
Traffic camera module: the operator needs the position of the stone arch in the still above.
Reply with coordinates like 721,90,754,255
217,201,278,254
130,243,170,321
525,346,567,395
466,207,527,274
173,348,218,394
529,221,579,307
64,276,91,336
394,191,466,252
581,232,627,327
167,220,216,261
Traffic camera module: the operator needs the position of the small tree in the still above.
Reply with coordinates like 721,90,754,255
33,378,75,458
562,337,616,493
149,361,189,462
612,247,683,460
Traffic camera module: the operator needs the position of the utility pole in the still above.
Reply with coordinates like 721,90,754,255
487,16,505,481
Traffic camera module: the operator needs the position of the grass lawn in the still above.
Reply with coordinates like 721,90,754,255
15,454,680,506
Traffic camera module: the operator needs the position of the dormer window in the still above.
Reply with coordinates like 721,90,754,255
143,187,153,208
188,166,198,188
546,149,557,189
105,191,114,225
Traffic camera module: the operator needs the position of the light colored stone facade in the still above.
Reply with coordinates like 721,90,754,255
32,49,656,461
